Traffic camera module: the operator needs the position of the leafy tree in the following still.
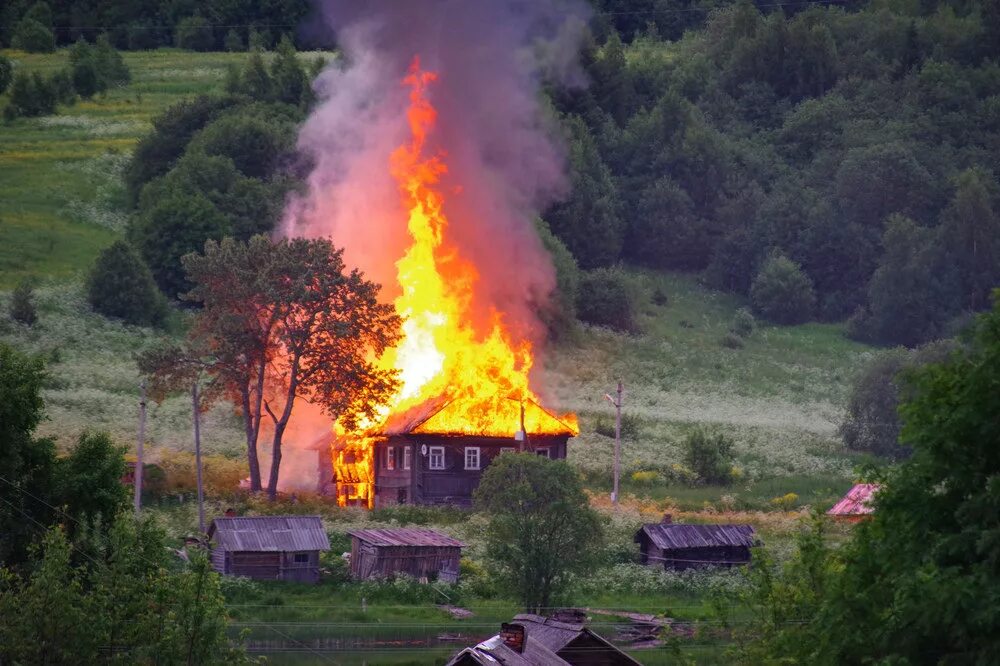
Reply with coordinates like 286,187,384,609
10,279,38,325
94,33,131,88
143,236,402,497
682,429,734,485
0,55,12,94
3,70,56,119
576,267,640,333
247,27,268,51
629,176,711,270
750,252,816,325
56,431,129,537
940,167,1000,312
224,28,243,52
0,343,57,565
590,30,636,125
174,15,214,52
270,34,311,106
536,218,580,340
474,454,602,613
87,240,169,326
69,41,101,98
188,111,293,179
241,49,273,100
11,17,55,53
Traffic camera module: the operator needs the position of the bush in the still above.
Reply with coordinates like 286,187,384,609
682,429,735,485
10,280,38,326
770,492,799,510
576,267,641,332
94,34,131,88
721,332,744,349
750,252,816,325
175,15,215,52
87,240,169,326
3,71,56,119
594,412,641,439
731,307,755,337
0,56,12,94
11,18,55,53
224,29,244,52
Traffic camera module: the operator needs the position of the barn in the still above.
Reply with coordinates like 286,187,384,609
364,398,576,507
445,613,641,665
207,515,330,584
347,527,464,582
635,516,756,571
827,483,879,522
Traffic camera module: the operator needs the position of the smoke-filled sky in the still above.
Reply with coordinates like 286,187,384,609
282,0,590,344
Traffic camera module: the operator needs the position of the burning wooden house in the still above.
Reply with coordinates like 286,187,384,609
331,397,577,508
446,614,640,666
635,515,756,571
348,528,464,581
207,515,330,584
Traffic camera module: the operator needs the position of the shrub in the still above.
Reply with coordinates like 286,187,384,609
175,15,215,52
731,307,755,337
594,412,641,440
682,429,735,485
87,240,169,326
11,18,55,53
49,70,74,105
0,56,12,95
10,280,38,326
721,332,744,349
3,70,56,119
71,52,100,99
630,470,660,485
576,267,640,332
770,492,799,511
94,34,131,88
750,252,816,325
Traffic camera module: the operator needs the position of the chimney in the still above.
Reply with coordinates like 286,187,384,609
661,513,672,524
500,623,526,653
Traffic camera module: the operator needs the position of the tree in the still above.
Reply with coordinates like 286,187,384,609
224,28,243,52
0,343,57,565
576,267,640,333
188,112,293,179
174,15,215,52
11,18,55,53
270,34,310,106
535,218,580,340
241,49,273,100
474,454,602,613
70,42,101,99
940,168,1000,312
56,431,129,537
682,429,734,485
10,279,38,325
750,252,816,325
629,176,711,270
94,33,131,88
0,55,12,94
3,70,56,119
87,240,168,326
144,236,401,497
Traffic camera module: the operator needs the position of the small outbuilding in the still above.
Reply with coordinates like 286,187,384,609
347,528,464,582
634,515,756,571
208,515,330,584
827,483,879,522
446,613,641,666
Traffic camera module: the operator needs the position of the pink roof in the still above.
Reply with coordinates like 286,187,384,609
827,483,880,516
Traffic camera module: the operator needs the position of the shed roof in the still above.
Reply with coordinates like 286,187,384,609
636,523,756,550
348,528,465,548
827,483,879,516
208,515,330,552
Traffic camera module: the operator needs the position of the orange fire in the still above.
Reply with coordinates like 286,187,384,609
333,57,577,507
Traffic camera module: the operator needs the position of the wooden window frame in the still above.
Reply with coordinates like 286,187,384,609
465,446,480,470
429,446,445,470
535,447,550,459
386,445,395,470
403,446,411,470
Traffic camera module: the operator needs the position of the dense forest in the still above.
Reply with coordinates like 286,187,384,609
4,0,999,349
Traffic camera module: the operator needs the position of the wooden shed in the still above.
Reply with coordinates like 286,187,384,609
635,516,756,571
208,515,330,584
827,483,879,522
347,528,464,582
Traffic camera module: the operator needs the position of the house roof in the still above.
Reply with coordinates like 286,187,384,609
347,528,465,548
208,515,330,552
378,396,577,438
445,614,640,666
636,523,756,550
827,483,879,516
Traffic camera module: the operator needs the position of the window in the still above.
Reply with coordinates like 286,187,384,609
293,553,309,563
429,446,445,470
500,447,515,454
386,446,395,470
403,446,411,470
465,446,480,470
535,447,550,459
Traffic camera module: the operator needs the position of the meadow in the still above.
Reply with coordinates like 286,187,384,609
1,45,877,664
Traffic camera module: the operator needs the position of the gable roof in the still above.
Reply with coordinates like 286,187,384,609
379,396,577,438
636,523,756,550
827,483,879,516
445,614,641,666
208,515,330,552
347,528,465,548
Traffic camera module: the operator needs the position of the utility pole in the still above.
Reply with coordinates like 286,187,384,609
134,381,146,516
192,382,206,534
604,380,623,506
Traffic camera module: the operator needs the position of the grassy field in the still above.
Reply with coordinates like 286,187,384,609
0,48,332,288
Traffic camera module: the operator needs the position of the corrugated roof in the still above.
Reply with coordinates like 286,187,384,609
637,523,756,550
827,483,879,516
347,528,465,548
209,516,330,552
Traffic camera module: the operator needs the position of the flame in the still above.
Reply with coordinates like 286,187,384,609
332,57,577,507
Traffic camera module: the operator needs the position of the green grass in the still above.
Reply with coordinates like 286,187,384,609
0,47,333,288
